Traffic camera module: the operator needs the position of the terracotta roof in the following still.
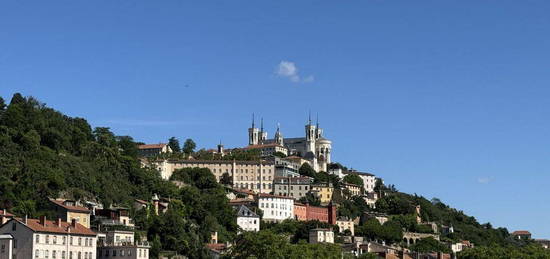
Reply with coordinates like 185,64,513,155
49,199,90,213
245,143,284,149
232,188,255,195
257,193,294,200
512,230,531,235
0,209,14,217
138,143,167,149
12,218,96,236
134,199,148,205
206,243,226,252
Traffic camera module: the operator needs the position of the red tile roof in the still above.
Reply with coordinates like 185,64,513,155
138,143,167,149
13,218,96,236
49,199,90,213
0,210,14,217
245,143,284,149
257,193,294,200
512,230,531,235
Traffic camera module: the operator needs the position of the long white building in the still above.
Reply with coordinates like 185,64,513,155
0,216,97,259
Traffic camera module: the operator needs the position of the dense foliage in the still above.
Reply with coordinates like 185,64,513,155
0,94,238,258
0,94,177,216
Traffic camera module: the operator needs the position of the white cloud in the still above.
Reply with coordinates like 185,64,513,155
275,60,314,83
477,177,493,184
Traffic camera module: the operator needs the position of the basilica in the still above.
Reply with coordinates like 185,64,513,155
247,114,332,172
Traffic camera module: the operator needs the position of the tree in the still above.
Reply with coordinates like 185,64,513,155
410,237,451,253
272,151,287,158
182,138,196,154
299,192,321,206
168,137,181,153
343,173,364,187
299,163,316,177
220,172,232,186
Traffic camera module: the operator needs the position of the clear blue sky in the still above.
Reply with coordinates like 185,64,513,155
1,1,549,238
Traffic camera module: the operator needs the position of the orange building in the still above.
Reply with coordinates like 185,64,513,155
293,202,337,224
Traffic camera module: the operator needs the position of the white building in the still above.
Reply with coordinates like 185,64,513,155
257,194,294,222
97,231,150,259
0,216,97,259
236,205,260,232
308,228,334,244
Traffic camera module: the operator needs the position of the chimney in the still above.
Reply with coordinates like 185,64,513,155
71,218,77,228
39,215,46,226
56,218,62,227
2,209,5,215
24,215,28,224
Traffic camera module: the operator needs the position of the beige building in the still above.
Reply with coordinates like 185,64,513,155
137,143,172,157
342,183,362,197
50,199,91,228
0,216,97,259
244,143,288,157
154,160,275,193
336,217,355,236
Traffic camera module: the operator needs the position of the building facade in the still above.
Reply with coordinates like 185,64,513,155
336,217,355,236
0,217,97,259
50,199,91,228
308,229,334,244
272,177,313,199
310,183,334,204
293,203,337,224
257,194,294,222
236,205,260,232
97,231,149,259
137,143,172,157
154,160,275,193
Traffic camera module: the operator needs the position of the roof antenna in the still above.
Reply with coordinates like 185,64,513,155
252,113,255,128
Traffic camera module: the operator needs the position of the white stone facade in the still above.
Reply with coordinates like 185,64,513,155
308,229,334,244
257,194,294,222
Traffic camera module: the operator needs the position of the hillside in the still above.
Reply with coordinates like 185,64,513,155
1,93,548,258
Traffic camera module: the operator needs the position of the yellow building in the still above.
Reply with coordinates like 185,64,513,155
311,183,334,204
50,199,91,228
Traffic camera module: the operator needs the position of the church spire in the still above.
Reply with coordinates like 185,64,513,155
261,117,264,132
308,110,312,125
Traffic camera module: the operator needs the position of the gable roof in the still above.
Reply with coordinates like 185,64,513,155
236,205,259,218
138,143,167,149
512,230,531,235
49,199,90,214
8,218,96,236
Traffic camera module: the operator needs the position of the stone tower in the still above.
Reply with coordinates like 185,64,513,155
248,114,260,145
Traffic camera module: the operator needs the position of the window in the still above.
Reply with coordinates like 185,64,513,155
78,237,82,246
77,252,81,259
46,235,50,244
53,250,56,258
69,252,73,259
45,250,49,258
13,239,16,248
11,222,16,231
62,251,66,259
36,234,40,243
70,237,73,245
63,236,66,245
53,235,57,244
35,250,39,258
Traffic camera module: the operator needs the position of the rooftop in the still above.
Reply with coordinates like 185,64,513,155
50,199,91,213
11,218,96,236
138,143,167,149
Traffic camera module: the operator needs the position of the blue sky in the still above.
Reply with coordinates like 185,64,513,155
1,1,550,237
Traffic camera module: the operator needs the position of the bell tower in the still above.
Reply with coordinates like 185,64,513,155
248,114,260,145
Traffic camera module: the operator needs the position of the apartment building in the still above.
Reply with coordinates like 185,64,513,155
0,216,97,259
257,194,294,222
272,176,313,199
49,199,91,228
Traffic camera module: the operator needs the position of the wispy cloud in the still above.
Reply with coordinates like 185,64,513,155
477,177,494,184
275,61,314,83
